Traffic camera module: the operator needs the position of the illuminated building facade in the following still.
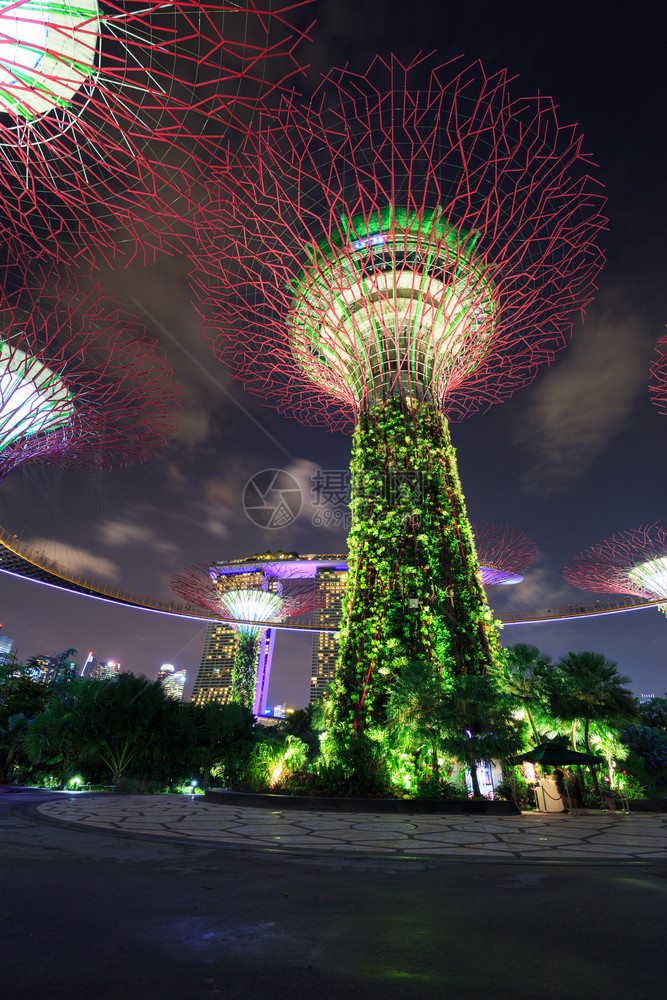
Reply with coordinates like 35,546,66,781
158,664,187,701
98,661,120,682
0,627,13,665
310,566,348,703
191,621,239,707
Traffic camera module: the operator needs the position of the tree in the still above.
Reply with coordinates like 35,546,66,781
548,652,637,754
498,643,553,743
386,659,449,780
439,675,523,797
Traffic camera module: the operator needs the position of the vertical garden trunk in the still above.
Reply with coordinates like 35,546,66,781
331,395,503,737
231,634,261,710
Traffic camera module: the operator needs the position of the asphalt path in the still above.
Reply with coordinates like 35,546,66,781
1,789,665,1000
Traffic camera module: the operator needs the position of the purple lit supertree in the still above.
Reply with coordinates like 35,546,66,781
0,1,311,263
0,268,179,481
473,523,538,587
193,55,606,735
170,561,322,711
564,524,667,616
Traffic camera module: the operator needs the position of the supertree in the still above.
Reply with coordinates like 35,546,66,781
564,524,667,615
0,1,312,263
473,523,538,587
0,267,178,480
170,561,322,711
194,55,606,736
649,333,667,415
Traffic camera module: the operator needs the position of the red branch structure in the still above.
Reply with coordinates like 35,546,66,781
0,269,179,482
194,54,606,429
0,1,312,264
649,333,667,415
169,561,322,625
564,524,667,608
473,523,538,586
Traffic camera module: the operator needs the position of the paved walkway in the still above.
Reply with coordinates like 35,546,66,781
33,794,667,861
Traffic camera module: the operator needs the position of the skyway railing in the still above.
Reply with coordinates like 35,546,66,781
0,523,663,630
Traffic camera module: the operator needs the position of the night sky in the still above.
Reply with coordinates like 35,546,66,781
0,0,665,705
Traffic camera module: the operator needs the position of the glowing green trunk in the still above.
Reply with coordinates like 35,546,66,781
231,633,260,710
331,395,502,735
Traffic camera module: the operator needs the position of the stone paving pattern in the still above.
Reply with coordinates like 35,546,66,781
36,795,667,860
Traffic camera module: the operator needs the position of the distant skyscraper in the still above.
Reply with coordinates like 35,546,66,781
33,648,78,685
79,652,102,680
310,566,348,704
98,661,120,682
0,627,13,666
158,665,186,701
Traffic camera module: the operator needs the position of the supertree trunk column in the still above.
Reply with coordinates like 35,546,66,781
231,633,261,707
333,395,500,732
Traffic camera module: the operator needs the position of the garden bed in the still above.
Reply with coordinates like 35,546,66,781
205,788,521,814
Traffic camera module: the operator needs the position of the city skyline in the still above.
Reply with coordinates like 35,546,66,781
0,1,664,705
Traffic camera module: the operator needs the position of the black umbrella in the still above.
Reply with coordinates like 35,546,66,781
509,741,604,766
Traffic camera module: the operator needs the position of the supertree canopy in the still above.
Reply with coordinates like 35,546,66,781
0,1,311,262
170,561,322,711
564,524,667,616
473,523,538,587
194,55,606,736
0,269,179,481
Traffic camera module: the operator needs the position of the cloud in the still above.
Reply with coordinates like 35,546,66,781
490,563,575,616
24,538,121,582
96,257,239,448
514,298,654,494
97,516,180,558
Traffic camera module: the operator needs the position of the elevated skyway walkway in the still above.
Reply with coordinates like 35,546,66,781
0,524,663,631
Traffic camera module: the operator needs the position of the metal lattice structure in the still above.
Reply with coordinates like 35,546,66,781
564,524,667,614
196,54,606,428
0,268,179,481
473,523,538,587
193,55,606,734
0,1,312,263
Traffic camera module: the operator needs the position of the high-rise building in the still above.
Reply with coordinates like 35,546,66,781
33,648,78,685
158,665,187,701
98,661,120,682
79,652,102,680
310,566,348,704
0,627,13,666
191,623,239,707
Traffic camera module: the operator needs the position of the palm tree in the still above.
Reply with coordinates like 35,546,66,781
498,643,553,743
548,651,637,800
549,651,637,753
439,675,523,797
386,659,449,780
